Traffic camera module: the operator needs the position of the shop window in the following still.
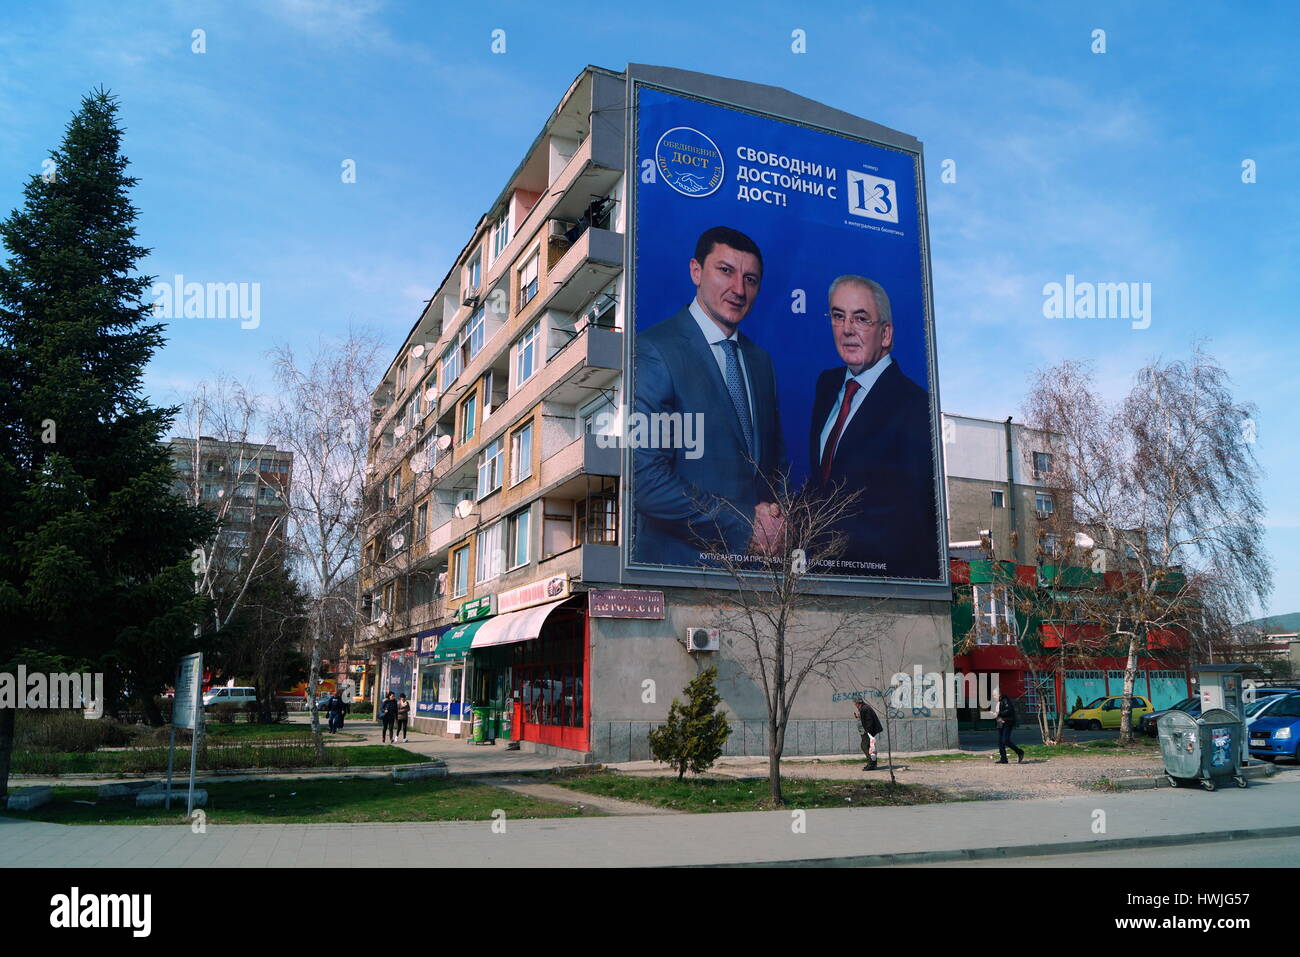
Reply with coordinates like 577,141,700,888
513,621,583,729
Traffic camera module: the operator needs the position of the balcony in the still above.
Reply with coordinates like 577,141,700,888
541,226,623,315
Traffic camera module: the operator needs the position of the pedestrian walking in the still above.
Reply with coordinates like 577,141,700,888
326,692,345,733
993,688,1024,763
396,693,411,743
380,691,398,742
852,695,882,771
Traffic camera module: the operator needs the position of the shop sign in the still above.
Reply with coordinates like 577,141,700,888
456,594,495,623
589,588,665,619
498,573,570,614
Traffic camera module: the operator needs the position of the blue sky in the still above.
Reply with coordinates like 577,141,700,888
2,1,1297,618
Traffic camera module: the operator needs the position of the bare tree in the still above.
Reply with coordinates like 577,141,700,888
1025,346,1272,744
699,478,894,805
268,329,381,751
172,376,289,644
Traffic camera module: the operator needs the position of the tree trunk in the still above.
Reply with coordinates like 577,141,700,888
0,707,16,803
1119,633,1139,746
309,601,325,759
768,748,782,805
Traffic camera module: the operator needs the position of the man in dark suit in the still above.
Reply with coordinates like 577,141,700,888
633,226,788,567
809,275,939,578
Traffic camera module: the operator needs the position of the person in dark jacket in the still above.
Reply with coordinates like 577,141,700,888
993,688,1024,763
380,692,398,742
395,693,411,743
326,692,344,733
852,695,883,770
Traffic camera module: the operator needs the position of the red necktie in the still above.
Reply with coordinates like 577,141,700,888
819,380,861,484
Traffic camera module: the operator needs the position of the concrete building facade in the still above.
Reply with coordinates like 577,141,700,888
353,65,955,764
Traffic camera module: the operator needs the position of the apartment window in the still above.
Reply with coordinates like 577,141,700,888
1124,544,1139,560
490,210,511,261
258,485,279,504
234,482,254,501
467,253,481,292
515,321,539,387
580,395,617,436
460,393,477,443
465,307,485,362
1035,492,1054,515
475,522,503,584
510,422,534,485
1040,532,1062,557
410,576,433,608
576,491,618,545
1033,451,1054,474
517,252,539,310
416,502,428,541
451,546,469,598
991,489,1005,509
441,345,462,390
477,437,503,499
507,507,531,570
397,363,408,393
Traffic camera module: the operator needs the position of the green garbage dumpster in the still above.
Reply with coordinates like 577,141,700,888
1157,707,1248,791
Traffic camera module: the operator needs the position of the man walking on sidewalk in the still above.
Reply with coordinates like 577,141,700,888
993,688,1025,764
853,695,883,770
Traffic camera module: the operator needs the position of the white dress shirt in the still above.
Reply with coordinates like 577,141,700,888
817,355,893,460
689,298,757,432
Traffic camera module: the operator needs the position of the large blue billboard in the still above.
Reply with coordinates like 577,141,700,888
628,83,943,583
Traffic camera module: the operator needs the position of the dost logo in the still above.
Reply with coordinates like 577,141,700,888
845,170,899,223
655,126,724,197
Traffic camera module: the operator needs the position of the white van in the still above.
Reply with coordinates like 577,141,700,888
202,686,258,708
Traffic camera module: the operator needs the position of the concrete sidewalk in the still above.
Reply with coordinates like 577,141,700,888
3,772,1297,868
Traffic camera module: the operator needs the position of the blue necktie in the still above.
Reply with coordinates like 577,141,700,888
719,339,755,461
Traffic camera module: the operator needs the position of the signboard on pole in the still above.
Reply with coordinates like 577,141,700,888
172,652,202,730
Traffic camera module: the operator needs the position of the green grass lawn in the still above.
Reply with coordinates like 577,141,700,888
838,739,1159,765
10,743,426,775
544,770,953,811
205,723,360,741
3,776,592,825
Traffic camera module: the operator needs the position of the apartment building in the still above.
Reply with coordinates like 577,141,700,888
168,436,292,570
942,413,1065,566
355,65,956,763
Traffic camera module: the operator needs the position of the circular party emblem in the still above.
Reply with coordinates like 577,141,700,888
655,126,724,197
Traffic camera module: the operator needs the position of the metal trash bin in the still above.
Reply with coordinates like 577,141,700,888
1157,707,1248,791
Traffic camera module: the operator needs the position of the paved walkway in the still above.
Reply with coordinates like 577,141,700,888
3,772,1297,867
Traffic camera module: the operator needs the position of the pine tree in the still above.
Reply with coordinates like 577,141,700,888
648,666,731,780
0,90,215,798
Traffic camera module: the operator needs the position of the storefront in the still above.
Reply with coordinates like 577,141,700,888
471,574,589,753
413,620,482,736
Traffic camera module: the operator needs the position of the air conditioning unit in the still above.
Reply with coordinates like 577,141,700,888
549,220,577,240
462,287,480,308
685,627,719,653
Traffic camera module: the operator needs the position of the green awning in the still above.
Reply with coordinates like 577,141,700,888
430,619,485,662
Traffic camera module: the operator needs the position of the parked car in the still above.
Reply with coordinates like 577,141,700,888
202,686,258,709
1246,692,1300,763
1141,696,1199,736
1067,695,1154,731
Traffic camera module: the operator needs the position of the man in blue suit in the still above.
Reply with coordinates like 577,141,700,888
632,226,788,567
809,275,940,579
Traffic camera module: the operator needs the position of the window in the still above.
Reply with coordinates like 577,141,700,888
510,422,533,485
466,253,481,292
460,393,477,443
1040,532,1061,557
973,585,1015,644
490,209,511,261
1033,451,1054,474
517,252,539,309
397,362,408,393
508,507,530,569
515,321,539,387
465,307,485,362
410,576,433,608
576,490,618,545
234,482,254,500
581,395,617,436
451,546,469,598
475,522,503,584
441,345,462,390
416,502,428,541
1035,492,1055,515
991,489,1005,509
477,438,503,498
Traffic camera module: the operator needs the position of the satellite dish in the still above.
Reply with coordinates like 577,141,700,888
395,424,407,439
1075,532,1095,548
216,489,225,498
411,451,431,473
390,533,406,550
437,434,453,451
377,612,389,627
454,499,474,519
411,344,426,358
424,387,437,402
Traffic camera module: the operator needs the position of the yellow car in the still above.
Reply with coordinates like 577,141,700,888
1067,695,1153,730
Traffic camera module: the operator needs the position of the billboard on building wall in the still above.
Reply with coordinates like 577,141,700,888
625,80,945,586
